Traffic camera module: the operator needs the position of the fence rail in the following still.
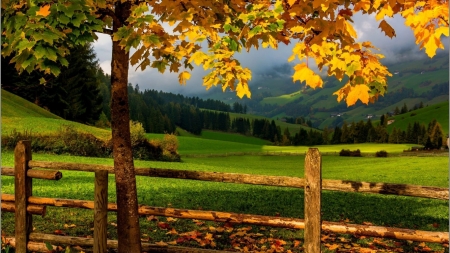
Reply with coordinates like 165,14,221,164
3,141,449,253
23,160,449,200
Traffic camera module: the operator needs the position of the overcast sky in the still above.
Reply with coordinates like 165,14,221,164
92,13,448,96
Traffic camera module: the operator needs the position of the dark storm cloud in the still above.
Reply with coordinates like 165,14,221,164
93,13,448,95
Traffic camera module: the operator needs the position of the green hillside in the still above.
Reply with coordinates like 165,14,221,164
201,53,448,130
1,89,111,140
387,101,449,135
1,89,62,119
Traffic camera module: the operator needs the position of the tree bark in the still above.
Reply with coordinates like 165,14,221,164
110,2,142,252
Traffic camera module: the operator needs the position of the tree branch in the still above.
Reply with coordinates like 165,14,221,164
96,7,117,24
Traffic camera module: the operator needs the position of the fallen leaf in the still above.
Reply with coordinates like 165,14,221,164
166,228,178,235
166,217,177,222
293,240,301,247
158,222,171,230
327,244,339,250
146,215,158,221
110,222,117,227
167,240,177,245
53,230,65,235
64,224,76,229
155,241,168,246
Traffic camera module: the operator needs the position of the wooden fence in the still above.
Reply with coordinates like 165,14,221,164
2,140,449,253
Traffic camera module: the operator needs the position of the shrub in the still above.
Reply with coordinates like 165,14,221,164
339,149,351,156
161,134,180,162
339,149,362,157
375,150,388,157
130,120,146,146
3,125,180,162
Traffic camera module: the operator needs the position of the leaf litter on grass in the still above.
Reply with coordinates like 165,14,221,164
139,217,448,253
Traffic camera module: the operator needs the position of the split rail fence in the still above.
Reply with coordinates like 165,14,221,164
2,140,449,253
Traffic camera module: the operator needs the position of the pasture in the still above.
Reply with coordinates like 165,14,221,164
1,150,448,252
1,88,448,252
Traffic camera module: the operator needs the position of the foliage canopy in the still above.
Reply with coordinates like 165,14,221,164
2,0,448,106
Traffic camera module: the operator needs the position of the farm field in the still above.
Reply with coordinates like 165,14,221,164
1,151,448,252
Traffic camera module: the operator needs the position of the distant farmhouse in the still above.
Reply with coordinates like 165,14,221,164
330,113,344,117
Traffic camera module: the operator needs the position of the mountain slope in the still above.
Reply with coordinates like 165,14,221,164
199,52,449,129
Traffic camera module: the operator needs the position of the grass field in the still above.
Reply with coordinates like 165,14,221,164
2,88,449,252
1,152,448,252
387,101,449,135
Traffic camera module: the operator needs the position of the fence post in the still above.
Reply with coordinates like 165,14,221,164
15,140,32,253
304,148,322,252
94,171,108,253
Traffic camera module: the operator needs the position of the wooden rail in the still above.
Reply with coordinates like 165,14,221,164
2,194,448,244
2,167,62,180
28,160,449,200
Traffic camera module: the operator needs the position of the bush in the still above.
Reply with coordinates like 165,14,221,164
130,120,146,146
2,126,180,162
375,150,388,157
161,134,180,161
339,149,362,157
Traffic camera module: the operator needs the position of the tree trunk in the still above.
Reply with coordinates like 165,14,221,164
110,2,142,252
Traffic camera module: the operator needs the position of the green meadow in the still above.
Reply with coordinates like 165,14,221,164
1,89,449,252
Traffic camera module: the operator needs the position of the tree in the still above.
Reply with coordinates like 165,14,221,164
2,0,447,251
2,43,103,124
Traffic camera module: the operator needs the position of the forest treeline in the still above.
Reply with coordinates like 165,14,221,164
2,43,446,149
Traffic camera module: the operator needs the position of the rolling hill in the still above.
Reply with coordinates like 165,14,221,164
387,101,449,135
1,89,111,140
199,52,449,129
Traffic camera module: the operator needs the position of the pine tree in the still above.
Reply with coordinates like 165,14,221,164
331,126,342,144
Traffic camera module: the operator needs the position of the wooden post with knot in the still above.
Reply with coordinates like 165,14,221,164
304,148,322,252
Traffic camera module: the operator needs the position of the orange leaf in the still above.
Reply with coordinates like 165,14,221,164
155,241,168,246
346,84,370,106
327,244,339,250
36,5,51,17
378,20,396,38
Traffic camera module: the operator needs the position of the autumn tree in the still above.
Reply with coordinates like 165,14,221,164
2,0,448,251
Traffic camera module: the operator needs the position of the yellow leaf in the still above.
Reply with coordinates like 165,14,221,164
178,71,191,85
189,51,208,65
434,26,449,38
292,63,323,88
378,20,396,38
155,241,168,246
36,5,51,17
236,82,251,99
346,84,370,106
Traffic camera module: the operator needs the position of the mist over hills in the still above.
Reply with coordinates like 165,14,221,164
196,51,449,129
